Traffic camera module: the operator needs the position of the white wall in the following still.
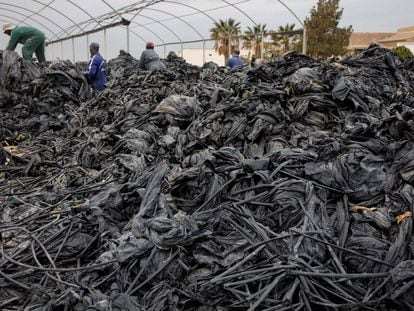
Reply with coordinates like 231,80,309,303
179,48,251,67
178,48,224,66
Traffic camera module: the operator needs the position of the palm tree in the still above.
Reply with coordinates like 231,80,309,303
271,23,299,52
210,18,241,64
263,41,281,58
242,24,267,59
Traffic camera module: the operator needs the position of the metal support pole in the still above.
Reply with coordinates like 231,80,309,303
104,28,108,59
164,45,166,58
60,41,63,60
52,43,55,61
228,32,232,60
202,40,206,64
260,31,264,59
86,35,89,60
180,42,183,58
72,37,75,63
302,26,307,55
126,26,130,53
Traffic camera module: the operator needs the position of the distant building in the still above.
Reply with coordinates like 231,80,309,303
348,26,414,54
378,26,414,52
348,32,395,53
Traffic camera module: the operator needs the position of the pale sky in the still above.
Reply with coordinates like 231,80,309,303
0,0,413,61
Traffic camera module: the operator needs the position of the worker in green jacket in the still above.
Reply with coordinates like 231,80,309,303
3,23,46,63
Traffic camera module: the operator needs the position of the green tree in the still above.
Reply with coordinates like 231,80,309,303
210,18,241,63
271,23,299,53
394,46,413,59
304,0,352,58
242,24,268,58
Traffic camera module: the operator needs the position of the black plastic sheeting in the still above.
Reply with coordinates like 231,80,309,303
1,45,414,310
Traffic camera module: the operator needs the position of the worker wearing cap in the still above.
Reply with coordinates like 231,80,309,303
139,42,166,71
86,42,106,91
3,23,46,63
227,49,244,69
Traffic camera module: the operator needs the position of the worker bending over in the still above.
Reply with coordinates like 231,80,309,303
3,23,46,63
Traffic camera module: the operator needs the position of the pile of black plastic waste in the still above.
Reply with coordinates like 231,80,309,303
1,45,414,310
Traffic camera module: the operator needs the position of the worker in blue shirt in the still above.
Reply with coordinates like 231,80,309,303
226,49,244,69
86,42,106,91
